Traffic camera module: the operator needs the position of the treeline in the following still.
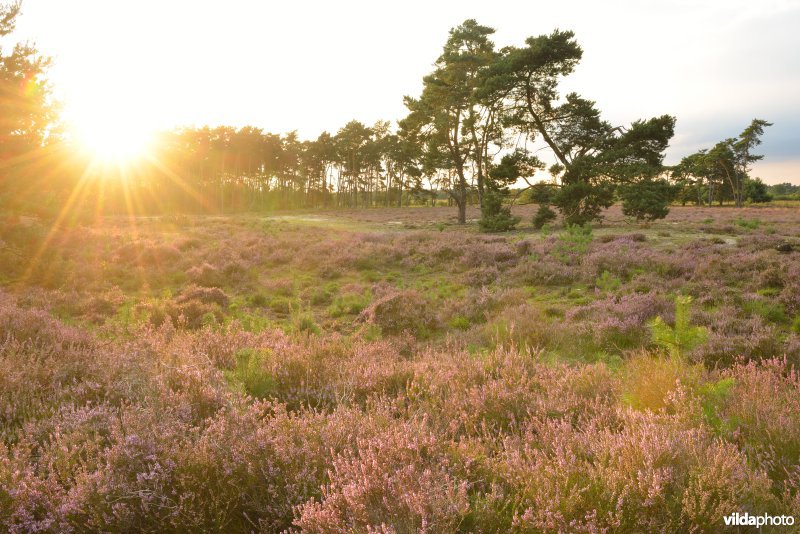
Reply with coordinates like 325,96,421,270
672,120,774,208
0,4,787,225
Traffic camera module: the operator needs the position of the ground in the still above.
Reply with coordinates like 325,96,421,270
1,204,799,532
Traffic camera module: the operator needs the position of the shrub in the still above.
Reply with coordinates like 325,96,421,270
269,297,294,315
225,349,275,398
187,263,222,287
478,190,520,233
293,312,320,334
555,223,593,261
734,218,761,230
358,289,438,337
327,291,371,318
295,421,470,532
532,204,557,229
176,285,229,307
621,353,702,412
649,296,707,358
595,270,621,293
248,292,269,307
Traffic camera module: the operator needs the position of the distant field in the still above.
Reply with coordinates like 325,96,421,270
1,204,799,531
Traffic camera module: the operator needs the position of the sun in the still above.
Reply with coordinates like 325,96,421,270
69,109,156,166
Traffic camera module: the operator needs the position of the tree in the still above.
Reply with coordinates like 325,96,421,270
672,151,715,206
402,20,499,223
478,189,520,232
0,1,55,202
618,177,675,221
730,119,772,207
743,176,771,203
485,30,675,225
676,119,771,207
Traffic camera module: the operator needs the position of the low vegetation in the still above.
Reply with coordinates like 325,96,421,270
1,204,799,531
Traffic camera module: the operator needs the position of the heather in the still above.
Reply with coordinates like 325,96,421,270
1,205,799,532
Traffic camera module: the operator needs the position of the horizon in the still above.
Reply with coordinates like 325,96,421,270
10,0,800,184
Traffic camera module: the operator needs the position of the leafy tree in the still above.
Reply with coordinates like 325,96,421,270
768,182,800,199
618,177,675,221
484,30,675,225
680,119,772,207
742,176,771,203
672,151,715,206
0,1,55,201
333,121,373,207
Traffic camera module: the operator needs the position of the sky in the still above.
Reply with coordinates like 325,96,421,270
11,0,800,183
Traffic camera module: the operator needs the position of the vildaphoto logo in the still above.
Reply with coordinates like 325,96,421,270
723,512,795,528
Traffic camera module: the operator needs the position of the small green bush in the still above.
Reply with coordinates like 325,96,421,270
743,298,788,324
479,190,520,233
448,316,471,331
555,224,593,259
791,315,800,334
293,312,320,334
734,217,761,230
249,292,269,307
269,297,294,315
595,270,621,293
649,295,707,358
328,292,371,318
532,204,557,229
225,349,275,399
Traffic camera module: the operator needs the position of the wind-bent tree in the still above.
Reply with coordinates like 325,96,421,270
485,30,675,225
729,119,772,208
402,19,499,223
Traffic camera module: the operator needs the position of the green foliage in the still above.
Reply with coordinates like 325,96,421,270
699,377,736,432
483,29,675,226
478,190,520,232
293,312,320,334
768,182,800,200
0,3,54,201
269,297,294,315
309,285,335,305
328,292,371,318
225,349,275,399
249,292,269,307
490,150,544,188
449,316,471,330
743,177,772,203
618,178,675,221
553,182,615,226
649,295,707,358
555,223,593,258
743,298,787,324
595,270,621,293
734,217,760,230
532,204,557,229
793,316,800,335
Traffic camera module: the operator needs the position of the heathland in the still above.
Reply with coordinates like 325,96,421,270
1,204,799,532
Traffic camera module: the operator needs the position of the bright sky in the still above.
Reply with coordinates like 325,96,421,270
13,0,800,183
